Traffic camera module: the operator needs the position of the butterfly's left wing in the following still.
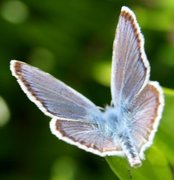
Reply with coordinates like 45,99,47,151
50,118,122,156
10,60,122,156
10,60,101,121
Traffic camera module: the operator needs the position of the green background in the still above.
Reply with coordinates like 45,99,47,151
0,0,174,179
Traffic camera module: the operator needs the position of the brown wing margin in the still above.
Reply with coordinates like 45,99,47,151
130,82,164,158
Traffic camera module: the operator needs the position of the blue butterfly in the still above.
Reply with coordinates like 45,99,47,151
10,6,164,167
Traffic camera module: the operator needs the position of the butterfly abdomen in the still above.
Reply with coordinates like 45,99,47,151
116,131,141,167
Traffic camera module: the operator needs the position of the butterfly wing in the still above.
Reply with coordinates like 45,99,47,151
10,60,122,155
50,118,122,156
130,82,164,158
10,60,101,121
111,6,150,107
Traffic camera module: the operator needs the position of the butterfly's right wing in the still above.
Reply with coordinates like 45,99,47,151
130,82,164,159
10,60,122,156
111,7,150,107
111,7,164,160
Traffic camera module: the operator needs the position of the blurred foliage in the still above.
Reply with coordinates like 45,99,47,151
0,0,174,180
0,97,10,127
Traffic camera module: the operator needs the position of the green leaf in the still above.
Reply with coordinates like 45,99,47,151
156,88,174,166
106,88,174,180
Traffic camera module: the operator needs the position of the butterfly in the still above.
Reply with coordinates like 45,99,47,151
10,6,164,167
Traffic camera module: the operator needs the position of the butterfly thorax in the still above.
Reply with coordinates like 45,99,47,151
102,106,129,137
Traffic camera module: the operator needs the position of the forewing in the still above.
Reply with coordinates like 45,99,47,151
50,118,122,156
130,82,164,158
111,6,150,107
10,60,102,122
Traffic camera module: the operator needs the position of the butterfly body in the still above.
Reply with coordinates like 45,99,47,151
102,106,126,136
10,6,164,167
102,106,141,166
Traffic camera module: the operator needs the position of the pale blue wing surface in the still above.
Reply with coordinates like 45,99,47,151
129,82,164,157
50,119,121,155
111,7,150,107
10,60,102,123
